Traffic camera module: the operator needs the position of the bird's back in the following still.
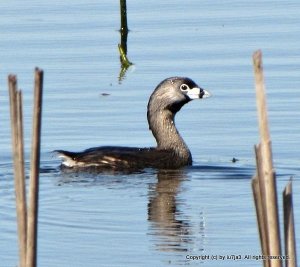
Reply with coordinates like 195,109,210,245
55,146,191,170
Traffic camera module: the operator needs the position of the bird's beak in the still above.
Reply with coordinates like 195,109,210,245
200,88,211,99
187,87,211,100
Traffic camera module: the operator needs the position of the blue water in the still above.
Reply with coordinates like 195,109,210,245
0,0,300,266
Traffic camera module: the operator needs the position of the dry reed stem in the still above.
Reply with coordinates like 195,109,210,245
283,181,297,267
253,50,282,267
26,68,43,267
8,75,27,267
251,175,269,267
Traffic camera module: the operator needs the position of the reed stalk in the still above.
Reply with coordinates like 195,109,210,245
283,181,297,267
8,75,27,267
252,50,282,267
26,68,43,267
251,176,269,267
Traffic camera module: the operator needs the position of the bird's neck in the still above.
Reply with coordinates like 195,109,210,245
148,109,191,160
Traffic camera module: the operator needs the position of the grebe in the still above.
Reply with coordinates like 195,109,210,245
56,77,210,170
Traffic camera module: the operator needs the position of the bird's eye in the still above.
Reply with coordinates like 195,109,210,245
180,84,189,91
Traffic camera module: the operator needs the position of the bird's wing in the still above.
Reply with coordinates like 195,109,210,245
55,146,173,169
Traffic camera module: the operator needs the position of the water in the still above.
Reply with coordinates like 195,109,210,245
0,0,300,266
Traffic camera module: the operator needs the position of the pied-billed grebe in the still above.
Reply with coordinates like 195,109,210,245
56,77,210,170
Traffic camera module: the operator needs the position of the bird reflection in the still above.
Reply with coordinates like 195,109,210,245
54,165,207,254
148,169,204,253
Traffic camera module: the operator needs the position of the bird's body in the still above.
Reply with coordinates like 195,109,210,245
56,146,190,170
56,77,210,170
